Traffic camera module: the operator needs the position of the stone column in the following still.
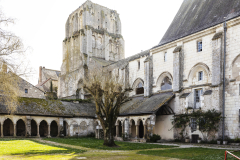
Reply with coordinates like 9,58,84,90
116,125,119,137
173,45,183,92
47,124,51,138
1,124,3,137
129,125,132,138
144,125,147,139
37,124,40,137
136,125,139,138
144,56,153,97
13,123,16,137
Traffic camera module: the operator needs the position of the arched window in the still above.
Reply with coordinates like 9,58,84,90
161,77,172,90
136,82,144,95
164,52,167,62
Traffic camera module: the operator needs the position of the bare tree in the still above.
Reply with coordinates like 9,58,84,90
83,67,131,147
0,9,31,113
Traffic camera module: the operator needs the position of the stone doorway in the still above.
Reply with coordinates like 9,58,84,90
31,120,37,136
50,121,58,137
63,121,68,136
16,119,26,136
39,120,48,137
3,119,14,136
119,121,122,137
139,120,144,138
131,120,136,138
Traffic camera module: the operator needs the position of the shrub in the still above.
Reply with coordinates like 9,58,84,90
149,134,161,142
87,132,95,137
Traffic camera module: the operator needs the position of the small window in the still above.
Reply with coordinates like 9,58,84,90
138,61,140,70
198,71,203,81
136,82,144,95
25,89,28,94
191,118,197,132
197,41,202,52
98,26,100,29
164,52,167,62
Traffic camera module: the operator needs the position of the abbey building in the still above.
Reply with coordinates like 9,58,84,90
0,0,240,142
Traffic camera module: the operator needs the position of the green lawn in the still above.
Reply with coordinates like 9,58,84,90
0,139,85,160
138,147,240,160
45,137,175,150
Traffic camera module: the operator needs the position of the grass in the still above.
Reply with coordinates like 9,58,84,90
44,137,176,150
0,139,85,160
137,147,240,160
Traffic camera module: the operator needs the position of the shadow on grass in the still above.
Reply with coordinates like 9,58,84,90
44,137,177,150
0,138,85,155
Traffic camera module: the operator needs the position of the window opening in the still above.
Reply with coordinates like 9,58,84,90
194,89,202,109
138,61,140,70
191,118,197,132
136,82,144,95
161,77,172,90
197,41,202,52
198,71,203,81
25,89,28,94
164,52,167,62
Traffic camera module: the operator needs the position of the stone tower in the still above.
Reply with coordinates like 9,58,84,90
58,0,125,98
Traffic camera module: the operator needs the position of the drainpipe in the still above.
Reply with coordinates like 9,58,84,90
222,19,227,141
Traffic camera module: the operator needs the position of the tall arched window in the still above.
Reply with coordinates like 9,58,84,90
161,77,172,90
136,82,144,95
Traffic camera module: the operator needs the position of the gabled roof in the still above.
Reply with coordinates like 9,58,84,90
42,68,60,81
0,97,96,117
119,92,174,115
157,0,240,47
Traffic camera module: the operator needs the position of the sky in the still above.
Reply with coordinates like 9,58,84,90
0,0,183,84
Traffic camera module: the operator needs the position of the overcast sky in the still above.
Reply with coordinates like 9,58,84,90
0,0,183,84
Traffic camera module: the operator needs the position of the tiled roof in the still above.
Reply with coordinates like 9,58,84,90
157,0,240,47
120,92,174,115
0,97,96,117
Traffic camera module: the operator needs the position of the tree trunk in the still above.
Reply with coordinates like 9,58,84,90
103,121,117,147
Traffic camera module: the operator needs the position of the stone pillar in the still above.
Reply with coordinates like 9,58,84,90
124,119,129,137
144,125,147,139
26,117,31,137
1,124,3,137
116,125,119,137
129,125,132,138
37,124,40,137
47,124,51,138
173,45,183,92
13,123,16,137
144,56,152,97
136,125,139,138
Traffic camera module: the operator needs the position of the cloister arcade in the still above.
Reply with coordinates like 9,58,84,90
0,116,92,138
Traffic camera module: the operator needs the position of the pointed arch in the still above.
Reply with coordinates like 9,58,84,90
16,119,26,136
50,120,58,137
3,118,14,136
156,72,173,90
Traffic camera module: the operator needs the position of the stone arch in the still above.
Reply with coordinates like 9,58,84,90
3,118,14,136
231,54,240,80
16,119,26,136
63,120,68,136
138,119,144,138
130,119,136,138
50,120,58,137
31,119,37,136
132,78,144,95
39,120,48,137
156,72,173,90
188,62,210,85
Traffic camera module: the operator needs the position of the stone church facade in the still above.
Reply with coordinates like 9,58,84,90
0,0,240,141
